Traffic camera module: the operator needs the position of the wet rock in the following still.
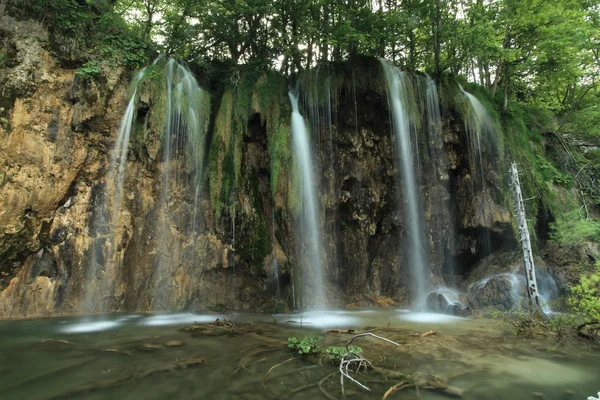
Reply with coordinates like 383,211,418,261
470,276,519,311
137,343,161,352
165,340,185,347
426,290,472,317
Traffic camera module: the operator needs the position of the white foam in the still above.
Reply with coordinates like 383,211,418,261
59,320,121,333
397,312,468,324
139,313,221,327
279,310,360,328
116,314,143,322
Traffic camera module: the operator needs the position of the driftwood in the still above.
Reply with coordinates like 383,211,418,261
410,330,437,338
339,333,400,395
261,357,295,388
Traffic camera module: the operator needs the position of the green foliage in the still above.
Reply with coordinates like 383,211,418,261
287,336,323,356
568,265,600,321
75,62,100,81
6,0,150,69
497,309,584,344
207,68,291,217
550,211,600,245
325,345,362,362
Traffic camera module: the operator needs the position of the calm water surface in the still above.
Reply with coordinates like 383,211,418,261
0,310,598,399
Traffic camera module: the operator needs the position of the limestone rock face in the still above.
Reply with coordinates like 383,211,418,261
0,17,524,317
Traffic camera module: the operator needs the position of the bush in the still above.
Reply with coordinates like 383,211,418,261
550,211,600,245
75,62,100,81
498,309,584,344
5,0,149,69
568,264,600,322
287,336,323,356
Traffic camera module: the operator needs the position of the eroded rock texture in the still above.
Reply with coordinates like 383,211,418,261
3,14,591,318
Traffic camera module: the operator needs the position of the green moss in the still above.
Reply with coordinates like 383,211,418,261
208,68,291,217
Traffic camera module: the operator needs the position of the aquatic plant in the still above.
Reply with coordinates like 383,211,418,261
325,345,362,362
287,336,323,355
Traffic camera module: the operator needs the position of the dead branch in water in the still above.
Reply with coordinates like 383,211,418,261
339,332,401,395
382,380,411,399
261,357,294,389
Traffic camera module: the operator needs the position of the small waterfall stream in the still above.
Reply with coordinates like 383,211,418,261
459,85,497,256
289,90,325,309
155,59,210,310
380,59,430,304
84,68,147,313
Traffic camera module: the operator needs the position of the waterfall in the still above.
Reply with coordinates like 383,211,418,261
289,90,325,309
458,85,495,189
84,68,147,313
110,68,147,231
379,59,429,304
426,76,443,144
154,59,209,310
459,85,496,256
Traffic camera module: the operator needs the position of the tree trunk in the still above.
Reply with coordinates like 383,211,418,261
484,63,491,87
510,162,544,316
320,5,329,62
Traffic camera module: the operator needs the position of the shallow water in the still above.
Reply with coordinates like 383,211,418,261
0,310,598,399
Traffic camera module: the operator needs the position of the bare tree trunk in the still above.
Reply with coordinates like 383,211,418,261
510,162,544,316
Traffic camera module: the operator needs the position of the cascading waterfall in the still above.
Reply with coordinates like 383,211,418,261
459,85,497,256
152,59,210,310
426,76,443,147
458,85,495,189
289,90,325,309
110,68,147,231
301,68,340,292
380,59,429,304
84,68,147,313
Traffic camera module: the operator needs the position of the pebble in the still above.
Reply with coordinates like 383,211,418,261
532,393,544,398
165,340,185,347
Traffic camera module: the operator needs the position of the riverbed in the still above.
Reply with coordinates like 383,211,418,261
0,309,598,399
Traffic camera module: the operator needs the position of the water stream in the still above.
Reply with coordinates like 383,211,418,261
289,90,325,309
459,85,497,257
380,59,429,304
0,310,597,399
84,68,146,313
153,59,210,309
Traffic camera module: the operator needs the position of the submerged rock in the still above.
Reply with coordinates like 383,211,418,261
425,290,472,317
137,343,162,352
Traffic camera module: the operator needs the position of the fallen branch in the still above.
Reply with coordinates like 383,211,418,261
318,373,337,400
383,381,410,399
410,330,437,338
339,333,401,395
328,329,356,334
261,357,294,389
41,338,75,345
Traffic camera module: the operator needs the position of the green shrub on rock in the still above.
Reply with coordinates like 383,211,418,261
568,263,600,321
